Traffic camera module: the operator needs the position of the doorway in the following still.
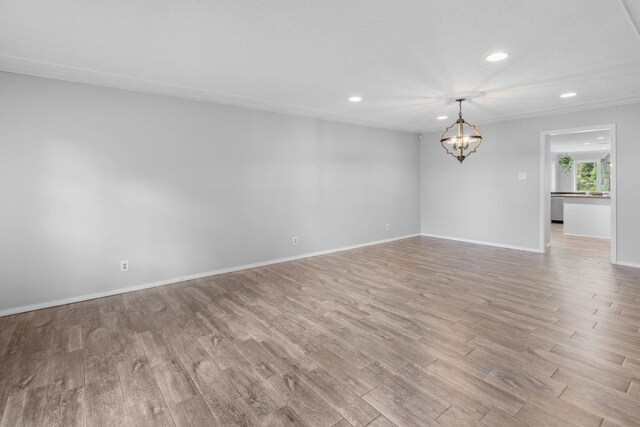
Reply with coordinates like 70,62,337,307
539,124,616,263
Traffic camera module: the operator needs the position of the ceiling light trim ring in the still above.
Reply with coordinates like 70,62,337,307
486,52,509,62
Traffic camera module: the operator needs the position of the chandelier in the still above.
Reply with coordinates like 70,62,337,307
440,98,483,163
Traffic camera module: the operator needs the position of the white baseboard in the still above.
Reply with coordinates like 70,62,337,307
0,233,420,317
562,232,610,240
615,260,640,269
421,233,543,254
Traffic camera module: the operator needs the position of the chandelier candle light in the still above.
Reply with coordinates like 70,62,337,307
440,98,483,163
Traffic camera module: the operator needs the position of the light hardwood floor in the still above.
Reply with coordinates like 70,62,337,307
1,225,639,426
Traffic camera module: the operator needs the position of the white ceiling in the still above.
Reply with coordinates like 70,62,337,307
2,0,640,133
550,129,611,153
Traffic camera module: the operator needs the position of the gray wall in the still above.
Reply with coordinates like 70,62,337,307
421,102,640,263
0,72,420,312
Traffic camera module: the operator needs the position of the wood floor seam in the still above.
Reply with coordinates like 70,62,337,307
1,225,639,426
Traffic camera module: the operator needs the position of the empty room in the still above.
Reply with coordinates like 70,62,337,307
2,1,640,426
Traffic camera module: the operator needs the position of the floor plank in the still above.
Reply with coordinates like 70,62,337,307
1,224,640,425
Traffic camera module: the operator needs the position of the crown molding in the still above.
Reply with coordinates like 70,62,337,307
619,0,640,43
3,53,640,136
418,94,640,134
0,54,416,134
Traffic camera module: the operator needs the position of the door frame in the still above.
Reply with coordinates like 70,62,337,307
539,124,617,263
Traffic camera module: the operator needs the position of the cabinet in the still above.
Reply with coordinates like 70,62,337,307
551,197,564,222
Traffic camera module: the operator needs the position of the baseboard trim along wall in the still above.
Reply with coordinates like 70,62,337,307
616,260,640,269
563,232,610,240
421,233,543,254
0,233,420,317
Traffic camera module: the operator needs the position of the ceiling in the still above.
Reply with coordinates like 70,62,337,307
2,0,640,133
550,129,611,153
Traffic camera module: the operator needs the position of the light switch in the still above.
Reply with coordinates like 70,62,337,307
518,172,527,180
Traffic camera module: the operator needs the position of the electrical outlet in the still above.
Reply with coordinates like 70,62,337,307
518,172,527,180
292,236,298,246
120,260,129,272
385,224,391,231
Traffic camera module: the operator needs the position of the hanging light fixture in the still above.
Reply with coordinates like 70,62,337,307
440,98,483,163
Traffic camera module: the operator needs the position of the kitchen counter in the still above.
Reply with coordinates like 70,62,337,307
551,194,610,199
562,197,610,239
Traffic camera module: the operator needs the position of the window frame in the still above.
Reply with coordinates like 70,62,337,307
573,158,604,192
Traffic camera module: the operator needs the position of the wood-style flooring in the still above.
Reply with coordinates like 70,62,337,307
1,224,640,426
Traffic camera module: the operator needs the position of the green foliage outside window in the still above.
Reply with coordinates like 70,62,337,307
576,162,597,192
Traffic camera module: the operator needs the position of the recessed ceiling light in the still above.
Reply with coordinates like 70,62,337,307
596,136,605,140
584,143,592,145
437,116,448,120
560,92,577,98
486,52,509,62
348,96,362,102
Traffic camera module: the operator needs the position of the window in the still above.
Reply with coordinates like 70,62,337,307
574,159,610,192
575,161,597,192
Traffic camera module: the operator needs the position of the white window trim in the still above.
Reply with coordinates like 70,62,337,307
574,158,607,192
